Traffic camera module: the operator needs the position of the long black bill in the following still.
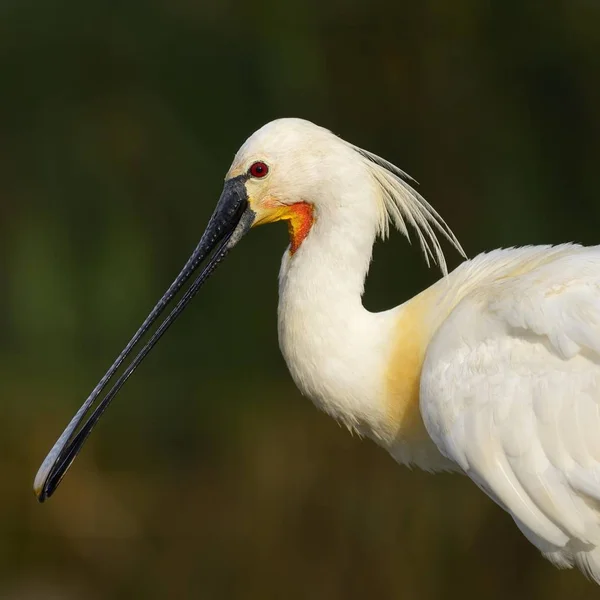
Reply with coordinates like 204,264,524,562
34,175,254,502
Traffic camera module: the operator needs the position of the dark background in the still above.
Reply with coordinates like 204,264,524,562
2,1,600,598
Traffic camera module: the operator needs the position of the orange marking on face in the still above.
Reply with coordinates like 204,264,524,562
252,199,314,254
286,202,314,254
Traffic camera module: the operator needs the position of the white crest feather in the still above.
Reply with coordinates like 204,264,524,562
351,145,466,275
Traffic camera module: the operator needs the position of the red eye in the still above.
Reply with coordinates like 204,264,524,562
249,161,269,178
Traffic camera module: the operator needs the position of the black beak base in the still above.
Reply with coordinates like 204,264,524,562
34,175,254,502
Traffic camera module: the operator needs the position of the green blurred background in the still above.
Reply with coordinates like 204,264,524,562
1,1,600,598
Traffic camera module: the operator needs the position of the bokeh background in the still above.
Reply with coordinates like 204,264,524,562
1,1,600,598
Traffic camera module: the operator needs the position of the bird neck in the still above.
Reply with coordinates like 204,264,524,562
278,206,376,328
276,206,455,471
288,208,377,297
277,206,391,433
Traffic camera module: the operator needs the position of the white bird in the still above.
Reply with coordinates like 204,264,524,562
35,118,600,584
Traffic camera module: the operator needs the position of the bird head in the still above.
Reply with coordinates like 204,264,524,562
34,118,464,502
226,118,382,254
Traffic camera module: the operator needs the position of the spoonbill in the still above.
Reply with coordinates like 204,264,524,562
35,118,600,583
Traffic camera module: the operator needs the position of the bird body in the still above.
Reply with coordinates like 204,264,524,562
35,117,600,584
422,244,600,578
280,205,600,578
247,120,600,581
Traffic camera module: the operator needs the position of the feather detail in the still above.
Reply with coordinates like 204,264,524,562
351,145,466,275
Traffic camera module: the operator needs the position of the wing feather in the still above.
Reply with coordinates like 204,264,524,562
420,247,600,576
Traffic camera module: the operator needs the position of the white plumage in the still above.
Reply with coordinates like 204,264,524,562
231,118,600,583
33,116,600,584
421,244,600,579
